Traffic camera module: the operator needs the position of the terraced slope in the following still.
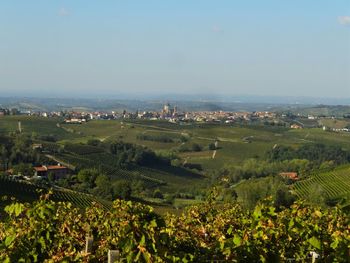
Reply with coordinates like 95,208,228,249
0,177,112,210
293,166,350,203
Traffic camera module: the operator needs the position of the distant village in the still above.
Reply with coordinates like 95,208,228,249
0,104,277,124
1,104,350,183
1,104,350,132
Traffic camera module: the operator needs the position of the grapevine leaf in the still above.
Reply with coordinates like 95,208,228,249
308,236,321,250
140,235,146,246
143,251,152,262
227,226,233,235
233,234,242,246
330,239,339,249
4,235,16,247
253,207,262,219
15,203,24,216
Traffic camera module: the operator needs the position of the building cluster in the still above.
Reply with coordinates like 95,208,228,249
0,108,65,118
0,104,280,124
181,110,276,124
0,108,20,116
323,126,350,133
6,163,69,181
133,105,278,124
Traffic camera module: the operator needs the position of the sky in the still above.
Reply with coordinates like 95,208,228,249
0,1,349,99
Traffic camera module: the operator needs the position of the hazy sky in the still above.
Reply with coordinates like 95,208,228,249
0,1,349,98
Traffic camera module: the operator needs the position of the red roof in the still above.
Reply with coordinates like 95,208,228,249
34,165,67,172
279,172,298,180
34,167,47,172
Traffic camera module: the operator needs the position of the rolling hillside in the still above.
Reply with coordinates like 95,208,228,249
0,177,112,211
293,166,350,207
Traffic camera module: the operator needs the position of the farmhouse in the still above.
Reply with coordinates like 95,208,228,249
34,165,69,179
279,172,299,181
5,169,13,175
32,143,43,150
64,118,87,124
290,124,303,129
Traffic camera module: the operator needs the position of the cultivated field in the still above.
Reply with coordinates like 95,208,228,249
2,115,350,172
293,166,350,206
2,116,350,211
0,177,112,211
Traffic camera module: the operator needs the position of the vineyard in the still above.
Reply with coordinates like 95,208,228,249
0,177,112,211
63,143,105,155
294,166,350,204
0,196,349,262
53,141,203,192
55,152,166,188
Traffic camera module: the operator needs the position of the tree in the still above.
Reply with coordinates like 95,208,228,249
114,181,132,199
0,146,9,170
87,139,101,146
48,172,55,182
77,169,100,188
178,144,189,152
191,143,202,152
95,174,110,187
208,143,216,150
131,180,145,195
164,194,175,205
274,187,296,208
110,141,165,167
153,189,164,199
12,163,34,177
93,174,114,200
308,184,327,206
56,178,69,188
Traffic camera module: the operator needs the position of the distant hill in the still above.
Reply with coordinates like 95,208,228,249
280,105,350,117
2,96,349,113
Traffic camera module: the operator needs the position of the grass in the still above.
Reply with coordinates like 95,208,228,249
318,119,350,129
0,116,78,141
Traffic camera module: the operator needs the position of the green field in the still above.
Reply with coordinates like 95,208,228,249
2,115,350,210
318,118,350,129
2,115,350,172
60,119,350,171
0,115,79,140
0,177,179,215
53,151,203,192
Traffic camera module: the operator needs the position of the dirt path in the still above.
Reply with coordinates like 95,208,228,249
196,136,238,143
127,122,178,132
45,154,76,170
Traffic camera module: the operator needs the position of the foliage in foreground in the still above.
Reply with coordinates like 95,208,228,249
0,195,349,262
